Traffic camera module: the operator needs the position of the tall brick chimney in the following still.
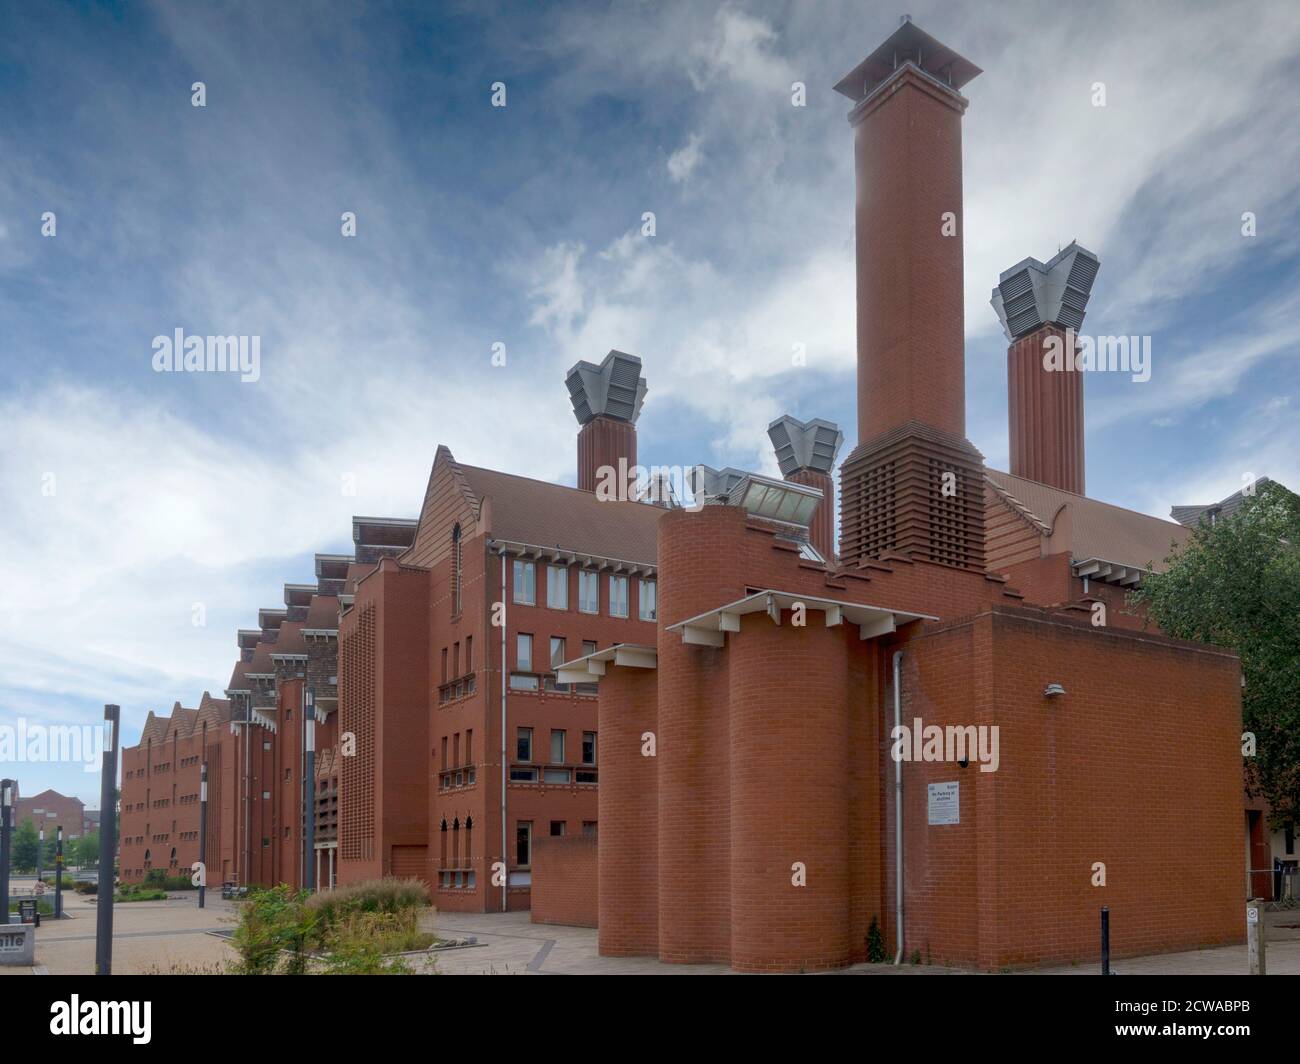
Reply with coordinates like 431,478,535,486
566,350,648,493
991,243,1100,496
834,20,987,570
767,415,844,561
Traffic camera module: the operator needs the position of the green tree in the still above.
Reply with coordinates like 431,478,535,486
1130,480,1300,823
12,818,39,872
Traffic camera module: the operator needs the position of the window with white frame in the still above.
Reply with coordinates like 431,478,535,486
516,727,533,762
513,560,536,605
551,729,566,764
609,574,629,618
578,570,599,614
516,633,532,672
550,636,566,669
547,565,568,610
639,578,656,621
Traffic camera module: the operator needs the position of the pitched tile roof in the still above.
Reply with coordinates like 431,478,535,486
302,594,340,630
460,464,663,565
987,469,1188,571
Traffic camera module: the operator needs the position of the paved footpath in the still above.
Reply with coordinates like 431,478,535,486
4,896,1297,976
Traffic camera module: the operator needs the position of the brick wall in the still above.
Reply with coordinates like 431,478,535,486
530,833,598,927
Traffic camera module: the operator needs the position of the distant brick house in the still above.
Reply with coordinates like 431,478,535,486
12,788,97,839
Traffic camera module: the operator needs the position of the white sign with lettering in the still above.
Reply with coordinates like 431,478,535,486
928,781,960,825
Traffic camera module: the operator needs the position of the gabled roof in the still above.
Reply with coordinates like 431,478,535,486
139,711,168,744
302,594,340,631
17,788,72,805
227,659,251,692
247,641,276,675
987,469,1187,571
461,463,662,565
163,704,198,740
271,620,308,657
196,691,233,728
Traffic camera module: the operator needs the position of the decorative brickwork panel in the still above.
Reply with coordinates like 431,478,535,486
340,603,375,861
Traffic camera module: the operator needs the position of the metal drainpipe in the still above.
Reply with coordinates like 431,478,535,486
892,649,905,965
499,544,508,913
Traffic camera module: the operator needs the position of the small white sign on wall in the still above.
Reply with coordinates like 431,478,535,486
928,781,960,825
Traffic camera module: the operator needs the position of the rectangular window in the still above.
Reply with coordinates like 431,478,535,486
513,560,536,605
639,579,657,621
550,636,566,669
465,728,473,765
452,642,460,679
578,570,599,614
582,731,597,765
582,639,597,656
582,821,598,838
509,673,539,691
516,633,532,672
609,575,629,618
510,766,538,782
550,729,565,764
441,647,447,684
465,635,473,672
516,727,533,762
441,736,448,768
516,821,532,866
543,768,571,784
550,820,565,837
453,732,460,767
547,565,568,610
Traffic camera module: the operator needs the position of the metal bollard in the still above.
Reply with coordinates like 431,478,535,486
1101,906,1110,975
1247,900,1265,975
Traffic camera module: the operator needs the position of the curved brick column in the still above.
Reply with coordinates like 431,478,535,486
655,506,745,964
597,666,659,956
728,614,852,971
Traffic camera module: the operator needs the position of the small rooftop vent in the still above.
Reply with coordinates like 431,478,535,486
767,415,844,476
566,349,648,426
990,242,1100,342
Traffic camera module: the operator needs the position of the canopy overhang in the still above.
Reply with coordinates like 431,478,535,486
555,643,658,686
665,590,935,647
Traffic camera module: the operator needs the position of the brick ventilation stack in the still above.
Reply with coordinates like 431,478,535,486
990,243,1101,496
834,21,987,571
767,415,844,561
566,350,648,493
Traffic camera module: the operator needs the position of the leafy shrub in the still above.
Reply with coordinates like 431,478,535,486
230,885,318,975
305,877,428,926
320,911,427,974
115,885,168,902
866,915,886,963
73,881,97,895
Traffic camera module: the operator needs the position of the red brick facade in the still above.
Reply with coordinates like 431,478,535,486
530,833,598,927
113,20,1251,977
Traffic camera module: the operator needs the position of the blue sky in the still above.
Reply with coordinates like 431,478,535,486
2,0,1298,804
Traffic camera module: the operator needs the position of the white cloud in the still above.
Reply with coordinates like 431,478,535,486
667,133,705,184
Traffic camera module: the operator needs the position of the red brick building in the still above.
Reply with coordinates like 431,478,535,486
117,18,1258,973
12,788,97,840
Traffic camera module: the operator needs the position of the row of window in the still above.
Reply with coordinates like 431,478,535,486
513,561,656,621
516,727,596,766
514,634,596,673
440,636,474,686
